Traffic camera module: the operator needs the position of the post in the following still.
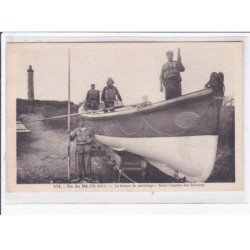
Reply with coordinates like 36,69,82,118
67,49,71,180
177,48,181,61
177,48,181,72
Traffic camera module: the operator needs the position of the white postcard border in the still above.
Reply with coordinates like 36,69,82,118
1,32,249,213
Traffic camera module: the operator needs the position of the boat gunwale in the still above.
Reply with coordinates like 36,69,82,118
82,88,214,120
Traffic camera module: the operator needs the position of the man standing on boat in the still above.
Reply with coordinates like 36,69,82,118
101,77,123,112
86,84,100,110
160,49,185,100
69,118,93,181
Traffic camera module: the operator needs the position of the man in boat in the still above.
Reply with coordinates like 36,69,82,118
69,118,93,181
160,50,185,100
101,77,123,112
205,72,225,96
85,84,100,110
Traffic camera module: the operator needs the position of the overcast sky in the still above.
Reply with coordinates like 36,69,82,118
7,42,242,105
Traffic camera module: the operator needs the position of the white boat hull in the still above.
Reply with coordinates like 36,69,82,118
95,135,218,182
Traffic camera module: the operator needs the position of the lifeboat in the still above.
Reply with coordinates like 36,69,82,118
80,86,224,182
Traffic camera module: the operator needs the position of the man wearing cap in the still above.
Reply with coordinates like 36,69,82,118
101,77,123,112
69,118,93,181
85,84,100,110
160,50,185,100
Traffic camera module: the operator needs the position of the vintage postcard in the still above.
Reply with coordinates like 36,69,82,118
1,33,245,204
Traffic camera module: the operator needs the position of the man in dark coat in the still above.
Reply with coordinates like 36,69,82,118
85,84,100,110
160,50,185,100
101,77,123,112
205,72,225,96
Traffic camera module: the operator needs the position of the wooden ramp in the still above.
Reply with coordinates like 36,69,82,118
16,121,31,134
17,121,31,142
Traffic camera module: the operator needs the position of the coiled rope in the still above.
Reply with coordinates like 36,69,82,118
116,119,144,136
142,115,189,136
102,122,116,136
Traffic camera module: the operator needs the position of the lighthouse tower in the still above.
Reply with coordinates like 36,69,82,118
27,65,34,100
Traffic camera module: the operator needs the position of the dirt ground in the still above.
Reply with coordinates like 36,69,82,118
17,114,77,183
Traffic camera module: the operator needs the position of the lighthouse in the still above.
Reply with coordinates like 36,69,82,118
27,65,34,100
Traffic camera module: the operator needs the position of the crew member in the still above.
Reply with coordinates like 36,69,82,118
86,84,100,110
69,118,93,181
205,72,225,96
159,50,185,100
101,77,123,112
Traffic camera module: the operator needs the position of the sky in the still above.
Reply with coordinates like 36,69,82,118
7,42,242,105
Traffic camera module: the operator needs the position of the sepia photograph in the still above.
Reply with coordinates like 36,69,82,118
0,1,249,249
3,35,244,194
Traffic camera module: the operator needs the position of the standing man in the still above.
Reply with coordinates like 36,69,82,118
160,49,185,100
69,118,93,181
101,77,123,112
85,84,100,110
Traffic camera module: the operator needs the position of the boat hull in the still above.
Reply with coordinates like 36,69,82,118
95,135,218,182
84,89,222,138
82,89,223,182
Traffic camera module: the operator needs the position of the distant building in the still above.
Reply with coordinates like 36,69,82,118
27,65,34,100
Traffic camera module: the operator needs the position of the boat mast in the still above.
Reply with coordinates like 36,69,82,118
67,49,71,180
68,49,71,131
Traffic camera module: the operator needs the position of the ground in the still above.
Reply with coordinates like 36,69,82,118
17,114,75,183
